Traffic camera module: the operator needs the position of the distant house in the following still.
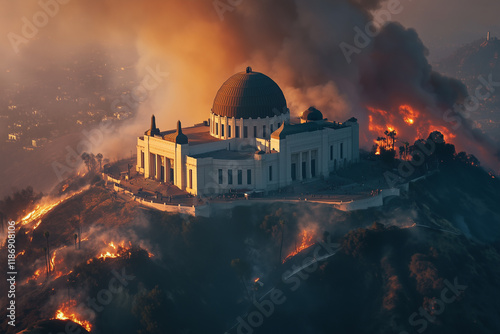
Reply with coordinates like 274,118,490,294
32,138,48,148
8,133,21,142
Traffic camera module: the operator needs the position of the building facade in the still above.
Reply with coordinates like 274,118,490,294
136,67,359,196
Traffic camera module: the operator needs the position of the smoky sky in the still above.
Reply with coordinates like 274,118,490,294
1,0,498,170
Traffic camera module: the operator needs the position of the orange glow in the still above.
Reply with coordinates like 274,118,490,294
88,240,133,263
98,251,120,260
20,189,87,232
399,105,419,126
25,269,42,284
33,220,42,231
54,301,92,332
283,229,316,263
50,250,57,272
367,104,458,150
254,278,260,283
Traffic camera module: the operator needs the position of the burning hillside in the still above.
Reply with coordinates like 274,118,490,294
54,301,92,332
0,160,499,334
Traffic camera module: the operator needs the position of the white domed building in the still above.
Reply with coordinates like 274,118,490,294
136,67,359,196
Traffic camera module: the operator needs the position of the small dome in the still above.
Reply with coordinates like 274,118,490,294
301,107,323,122
212,68,288,119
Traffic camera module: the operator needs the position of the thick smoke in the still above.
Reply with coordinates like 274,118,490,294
2,0,498,169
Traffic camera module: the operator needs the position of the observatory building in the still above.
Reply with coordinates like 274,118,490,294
136,67,359,196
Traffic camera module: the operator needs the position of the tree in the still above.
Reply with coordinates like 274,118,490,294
133,286,169,334
384,129,397,150
81,152,91,172
96,153,103,171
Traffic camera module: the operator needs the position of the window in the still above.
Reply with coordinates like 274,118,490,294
216,123,219,135
222,124,225,137
228,125,232,138
311,159,316,177
228,170,233,185
238,170,242,185
269,165,273,181
189,169,193,189
244,126,248,138
235,126,240,138
263,125,266,138
141,151,145,168
270,124,273,133
218,169,223,184
330,145,333,160
253,126,257,138
247,169,252,185
340,142,344,159
291,163,296,181
278,122,281,128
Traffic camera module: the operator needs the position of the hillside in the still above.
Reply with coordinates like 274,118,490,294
1,163,499,334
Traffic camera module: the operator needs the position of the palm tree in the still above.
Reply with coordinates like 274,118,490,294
384,130,397,150
44,231,50,272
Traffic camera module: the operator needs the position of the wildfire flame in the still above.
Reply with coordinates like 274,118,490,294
54,301,92,332
20,189,87,232
367,104,456,147
88,240,136,263
283,229,316,263
25,269,42,284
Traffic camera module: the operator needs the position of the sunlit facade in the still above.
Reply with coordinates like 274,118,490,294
136,68,359,195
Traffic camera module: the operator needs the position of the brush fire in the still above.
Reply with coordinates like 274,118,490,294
54,300,92,332
367,104,459,157
283,229,316,263
20,188,87,233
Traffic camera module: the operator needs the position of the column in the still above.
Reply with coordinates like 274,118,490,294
163,156,168,183
308,150,312,179
136,146,142,171
298,152,303,181
156,154,161,180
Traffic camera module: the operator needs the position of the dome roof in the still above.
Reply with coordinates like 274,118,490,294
212,67,288,119
301,107,323,121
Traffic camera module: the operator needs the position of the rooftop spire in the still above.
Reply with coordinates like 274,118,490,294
246,66,252,73
145,114,160,136
151,114,157,131
175,120,188,144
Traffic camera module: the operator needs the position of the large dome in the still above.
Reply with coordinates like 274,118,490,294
212,67,288,119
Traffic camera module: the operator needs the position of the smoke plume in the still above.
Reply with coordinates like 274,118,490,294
1,0,498,169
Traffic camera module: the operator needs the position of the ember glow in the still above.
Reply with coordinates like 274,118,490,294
25,269,42,284
19,189,88,232
88,240,134,262
283,229,316,263
54,301,92,332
